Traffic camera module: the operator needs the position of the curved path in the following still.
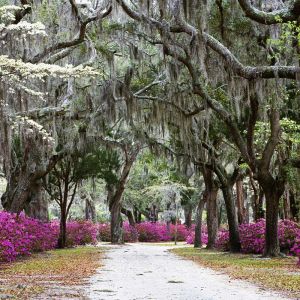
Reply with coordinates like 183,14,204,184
88,243,288,300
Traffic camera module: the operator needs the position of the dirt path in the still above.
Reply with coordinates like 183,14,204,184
87,243,288,300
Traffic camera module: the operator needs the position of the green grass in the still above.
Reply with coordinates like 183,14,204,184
172,247,300,298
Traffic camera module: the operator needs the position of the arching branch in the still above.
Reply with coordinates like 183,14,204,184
30,5,112,63
237,0,300,25
117,0,300,80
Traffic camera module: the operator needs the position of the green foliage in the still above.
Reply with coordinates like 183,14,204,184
75,149,120,184
267,19,300,61
36,0,59,24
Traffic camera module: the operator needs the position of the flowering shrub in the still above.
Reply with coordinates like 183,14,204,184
170,224,190,242
290,232,300,265
239,220,265,254
123,223,139,242
98,222,191,242
136,222,193,242
136,222,170,242
0,212,57,262
0,211,100,262
186,226,208,245
215,229,230,251
98,223,111,242
98,222,139,242
212,219,300,257
278,219,300,253
65,220,98,247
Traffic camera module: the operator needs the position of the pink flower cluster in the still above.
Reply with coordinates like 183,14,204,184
185,226,208,245
50,220,99,247
98,222,192,242
0,211,57,262
214,219,300,262
98,222,139,242
0,211,99,262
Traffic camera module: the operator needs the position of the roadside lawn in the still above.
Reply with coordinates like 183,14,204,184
0,246,104,300
172,247,300,299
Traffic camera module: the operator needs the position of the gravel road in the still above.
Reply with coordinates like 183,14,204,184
87,243,288,300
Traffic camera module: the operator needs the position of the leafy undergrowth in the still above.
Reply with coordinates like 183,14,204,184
0,246,104,299
172,247,300,299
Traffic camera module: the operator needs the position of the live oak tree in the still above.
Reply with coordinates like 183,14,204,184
113,0,300,257
0,1,102,218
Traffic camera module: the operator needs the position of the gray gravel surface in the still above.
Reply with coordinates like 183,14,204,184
87,243,289,300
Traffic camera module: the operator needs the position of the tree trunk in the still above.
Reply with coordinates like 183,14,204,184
206,187,218,249
24,179,49,221
184,205,193,228
283,186,291,220
236,179,246,224
264,191,280,256
290,190,299,221
58,206,67,248
2,172,31,213
221,184,241,252
85,196,97,222
194,195,206,248
258,172,284,257
121,207,136,226
249,171,264,221
111,201,123,244
108,146,140,244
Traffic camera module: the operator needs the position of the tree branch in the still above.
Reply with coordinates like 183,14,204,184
238,0,300,25
30,5,112,63
260,109,281,171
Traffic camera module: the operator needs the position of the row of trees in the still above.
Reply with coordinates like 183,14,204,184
0,0,300,255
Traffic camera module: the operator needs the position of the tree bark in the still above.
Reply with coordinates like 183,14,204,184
111,201,123,244
283,186,291,220
108,144,140,244
264,189,280,256
58,204,67,248
121,207,136,226
213,165,241,252
258,171,285,257
206,187,219,249
194,195,206,248
184,205,193,228
85,195,97,222
290,190,299,221
236,179,246,224
221,184,241,252
24,179,49,221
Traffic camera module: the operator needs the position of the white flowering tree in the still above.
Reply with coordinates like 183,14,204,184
0,1,108,218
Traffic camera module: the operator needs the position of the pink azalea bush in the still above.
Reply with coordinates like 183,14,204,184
98,222,192,242
290,232,300,265
98,222,139,242
213,219,300,259
66,220,98,247
136,222,170,242
123,223,139,242
186,225,208,245
134,222,192,242
98,223,111,242
0,211,99,262
0,212,57,262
